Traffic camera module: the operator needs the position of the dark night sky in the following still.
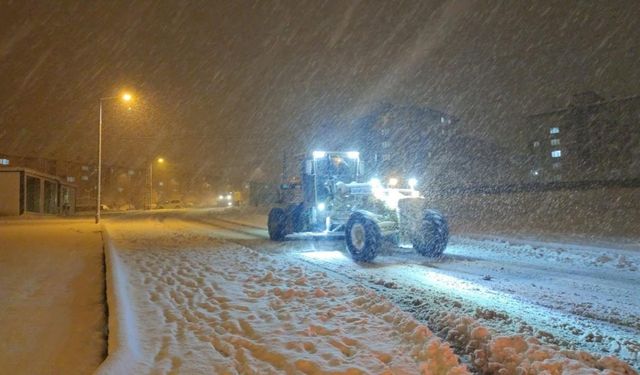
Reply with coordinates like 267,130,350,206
1,1,639,183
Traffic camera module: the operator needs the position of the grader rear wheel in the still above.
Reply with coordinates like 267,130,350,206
268,207,288,241
412,209,449,257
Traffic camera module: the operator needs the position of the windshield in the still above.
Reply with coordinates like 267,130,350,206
315,154,357,183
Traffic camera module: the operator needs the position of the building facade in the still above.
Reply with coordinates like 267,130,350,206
0,154,149,210
352,103,458,188
526,93,640,183
0,167,76,216
349,102,519,192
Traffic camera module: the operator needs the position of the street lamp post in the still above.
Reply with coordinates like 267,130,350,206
96,92,133,224
148,157,164,209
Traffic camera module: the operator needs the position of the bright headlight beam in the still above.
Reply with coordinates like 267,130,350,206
346,151,359,159
312,151,326,159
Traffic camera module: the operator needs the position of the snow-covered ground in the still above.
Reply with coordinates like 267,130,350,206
0,218,105,375
96,209,637,373
189,208,640,372
2,209,637,374
98,217,467,374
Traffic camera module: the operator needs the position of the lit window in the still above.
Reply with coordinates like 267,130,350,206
81,165,89,171
81,176,89,181
552,162,561,169
67,176,75,182
550,139,560,146
382,141,391,148
0,158,9,165
550,127,560,134
532,141,540,148
551,150,562,158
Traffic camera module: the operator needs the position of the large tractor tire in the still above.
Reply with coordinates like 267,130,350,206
345,212,381,262
412,209,449,257
285,203,305,233
268,207,288,241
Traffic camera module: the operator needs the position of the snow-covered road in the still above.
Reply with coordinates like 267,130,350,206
199,210,640,370
99,217,467,374
98,209,638,373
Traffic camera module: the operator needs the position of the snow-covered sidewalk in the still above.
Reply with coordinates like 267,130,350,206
100,218,468,374
0,219,105,375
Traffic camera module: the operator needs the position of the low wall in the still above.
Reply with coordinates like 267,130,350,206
425,186,640,239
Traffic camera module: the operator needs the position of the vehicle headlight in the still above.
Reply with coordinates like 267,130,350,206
408,178,417,189
312,151,326,159
317,202,326,211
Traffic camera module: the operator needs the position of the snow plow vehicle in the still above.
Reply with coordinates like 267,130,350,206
268,151,448,262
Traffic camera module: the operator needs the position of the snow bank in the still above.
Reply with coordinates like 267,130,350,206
436,313,637,374
102,219,469,373
94,229,142,375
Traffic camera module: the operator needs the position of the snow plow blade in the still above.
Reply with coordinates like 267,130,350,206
284,231,345,241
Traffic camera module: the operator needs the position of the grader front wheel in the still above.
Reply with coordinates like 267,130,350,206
345,213,381,262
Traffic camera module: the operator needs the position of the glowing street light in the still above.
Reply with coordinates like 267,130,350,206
96,91,135,223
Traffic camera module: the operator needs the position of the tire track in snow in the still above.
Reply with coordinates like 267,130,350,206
179,216,639,370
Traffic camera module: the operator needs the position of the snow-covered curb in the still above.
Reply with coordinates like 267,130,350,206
93,227,142,375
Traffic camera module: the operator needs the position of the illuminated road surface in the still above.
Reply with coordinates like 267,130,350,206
106,209,640,368
162,209,640,368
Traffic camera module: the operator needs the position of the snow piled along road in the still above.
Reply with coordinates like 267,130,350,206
99,214,638,374
99,218,466,374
